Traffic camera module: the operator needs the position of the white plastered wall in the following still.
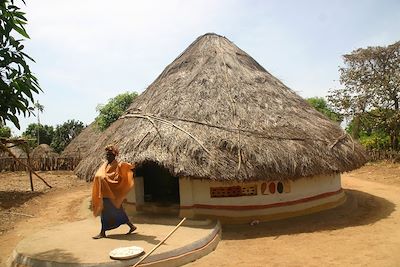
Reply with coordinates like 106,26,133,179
179,173,343,220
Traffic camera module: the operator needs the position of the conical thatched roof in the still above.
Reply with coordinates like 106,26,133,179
61,122,101,158
31,144,59,159
75,33,367,182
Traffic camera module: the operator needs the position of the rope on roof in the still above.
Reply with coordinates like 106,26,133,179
120,112,349,146
120,113,211,156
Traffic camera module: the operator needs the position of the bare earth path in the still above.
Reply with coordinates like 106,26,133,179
0,163,400,267
0,172,91,267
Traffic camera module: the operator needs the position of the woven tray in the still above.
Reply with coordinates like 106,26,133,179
109,246,144,260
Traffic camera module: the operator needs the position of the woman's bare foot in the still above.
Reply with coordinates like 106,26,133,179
127,223,137,234
92,232,106,239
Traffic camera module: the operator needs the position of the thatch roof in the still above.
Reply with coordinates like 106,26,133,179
0,144,27,158
31,144,59,159
61,122,101,158
75,33,367,182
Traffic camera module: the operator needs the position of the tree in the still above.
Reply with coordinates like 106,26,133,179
345,110,391,150
306,97,342,123
95,92,138,131
327,86,369,139
51,120,84,153
328,41,400,150
0,124,11,138
34,101,44,144
0,0,41,129
22,123,54,148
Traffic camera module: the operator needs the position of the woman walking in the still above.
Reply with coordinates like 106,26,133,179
91,145,136,239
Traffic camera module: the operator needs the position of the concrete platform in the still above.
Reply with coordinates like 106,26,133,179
9,217,220,267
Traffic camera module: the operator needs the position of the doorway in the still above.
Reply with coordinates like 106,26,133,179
135,161,180,206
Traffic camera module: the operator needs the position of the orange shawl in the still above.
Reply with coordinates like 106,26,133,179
91,160,134,217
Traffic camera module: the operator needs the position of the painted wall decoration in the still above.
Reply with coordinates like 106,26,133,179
261,181,291,195
210,184,257,198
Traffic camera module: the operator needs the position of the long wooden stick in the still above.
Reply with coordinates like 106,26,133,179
148,115,212,156
0,143,52,188
132,217,187,267
329,133,347,150
120,113,314,142
120,114,162,138
26,151,34,191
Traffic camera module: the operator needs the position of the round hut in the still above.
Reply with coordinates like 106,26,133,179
75,33,367,223
61,122,101,160
0,142,28,171
31,144,59,159
0,144,27,159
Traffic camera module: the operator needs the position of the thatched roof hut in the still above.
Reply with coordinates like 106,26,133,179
31,144,59,159
0,144,27,158
75,33,367,223
61,122,101,159
76,33,366,181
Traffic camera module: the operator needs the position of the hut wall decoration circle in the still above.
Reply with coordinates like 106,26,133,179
75,33,367,224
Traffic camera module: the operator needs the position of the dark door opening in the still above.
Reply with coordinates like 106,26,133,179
136,161,180,205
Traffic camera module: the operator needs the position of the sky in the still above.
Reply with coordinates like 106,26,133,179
8,0,400,135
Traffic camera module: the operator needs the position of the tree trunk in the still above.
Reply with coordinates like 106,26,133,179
393,97,399,150
352,115,361,140
392,129,399,151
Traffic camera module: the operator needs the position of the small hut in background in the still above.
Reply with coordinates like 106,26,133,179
31,144,59,159
0,142,28,171
30,144,59,171
61,122,101,160
0,144,27,159
75,33,367,223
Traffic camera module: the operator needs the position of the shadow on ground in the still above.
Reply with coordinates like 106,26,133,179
0,191,44,209
107,232,161,245
222,189,395,240
11,249,81,266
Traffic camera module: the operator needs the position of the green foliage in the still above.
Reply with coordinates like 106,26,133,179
345,109,397,150
22,123,54,148
306,97,342,123
359,132,390,150
51,120,84,153
328,41,400,150
95,92,138,131
0,0,41,129
0,125,11,138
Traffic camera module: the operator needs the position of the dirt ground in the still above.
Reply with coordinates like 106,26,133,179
0,171,91,266
0,162,400,266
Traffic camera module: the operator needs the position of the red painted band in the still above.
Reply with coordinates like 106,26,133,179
180,188,343,210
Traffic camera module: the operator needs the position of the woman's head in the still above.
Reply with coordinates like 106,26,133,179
105,145,119,163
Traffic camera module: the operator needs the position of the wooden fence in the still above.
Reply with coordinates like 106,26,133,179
367,150,400,162
0,157,81,172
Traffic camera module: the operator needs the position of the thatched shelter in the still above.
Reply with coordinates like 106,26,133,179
61,122,101,159
75,33,367,223
31,144,59,159
0,145,27,159
0,140,28,172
